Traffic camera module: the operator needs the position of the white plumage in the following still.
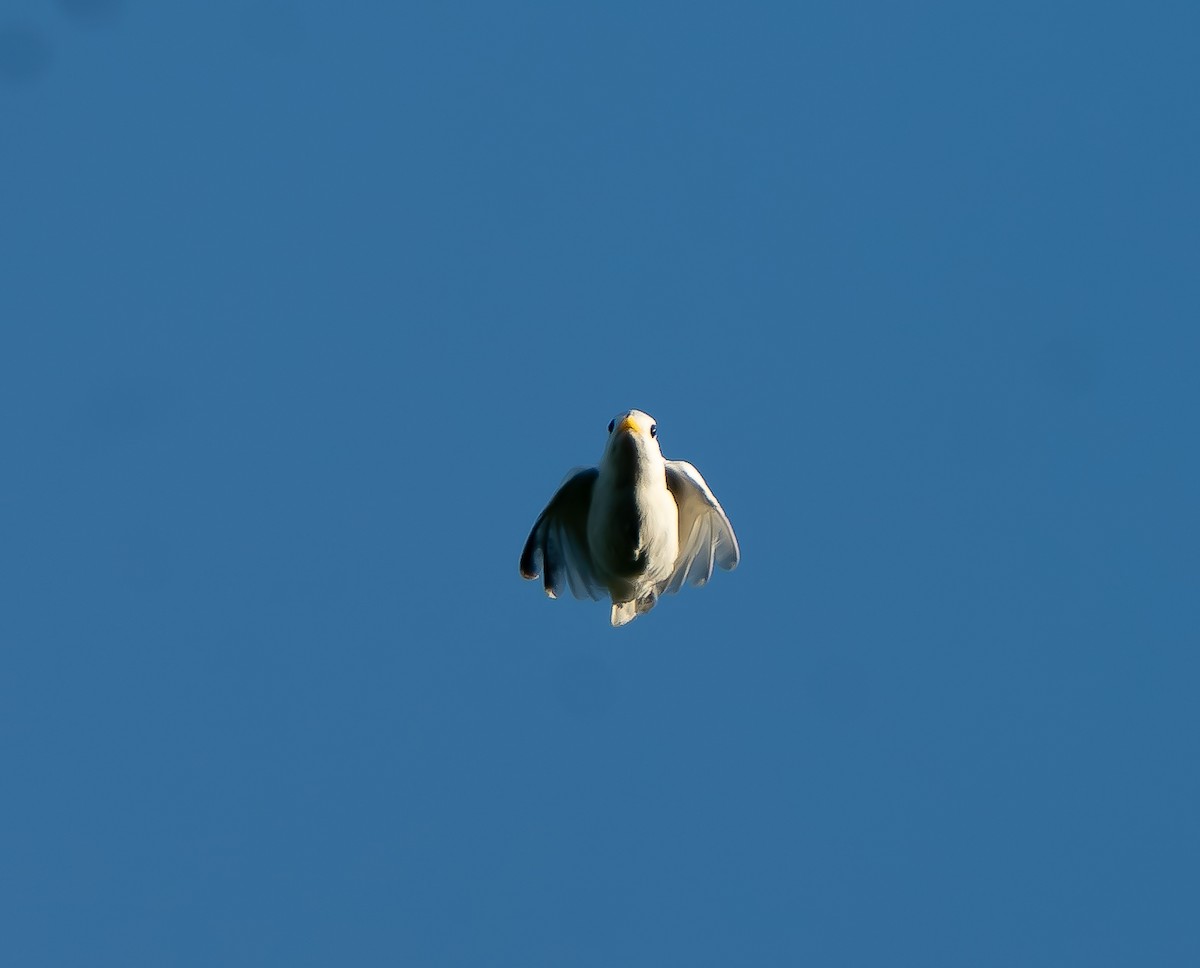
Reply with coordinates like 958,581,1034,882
520,410,740,626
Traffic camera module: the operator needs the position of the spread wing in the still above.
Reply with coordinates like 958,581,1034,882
661,460,740,595
519,468,605,601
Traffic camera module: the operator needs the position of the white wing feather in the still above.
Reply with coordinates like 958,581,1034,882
661,460,740,595
519,468,605,601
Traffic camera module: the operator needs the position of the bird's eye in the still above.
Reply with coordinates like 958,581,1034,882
650,424,657,438
607,419,615,433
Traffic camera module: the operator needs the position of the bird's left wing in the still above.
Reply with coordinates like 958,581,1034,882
661,460,740,595
520,468,605,600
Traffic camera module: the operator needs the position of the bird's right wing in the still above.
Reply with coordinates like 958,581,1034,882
519,467,605,601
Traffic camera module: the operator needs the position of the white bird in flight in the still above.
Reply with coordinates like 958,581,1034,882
520,410,740,626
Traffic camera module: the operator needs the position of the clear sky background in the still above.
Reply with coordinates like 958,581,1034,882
3,2,1198,965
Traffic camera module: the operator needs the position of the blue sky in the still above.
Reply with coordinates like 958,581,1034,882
3,2,1198,965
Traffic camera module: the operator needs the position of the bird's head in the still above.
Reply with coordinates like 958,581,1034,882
600,409,663,473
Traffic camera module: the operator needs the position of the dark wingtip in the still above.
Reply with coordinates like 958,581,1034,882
519,528,541,580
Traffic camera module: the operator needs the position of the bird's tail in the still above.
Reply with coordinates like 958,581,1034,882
609,591,658,627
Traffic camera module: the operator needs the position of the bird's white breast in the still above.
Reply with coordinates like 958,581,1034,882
588,464,679,597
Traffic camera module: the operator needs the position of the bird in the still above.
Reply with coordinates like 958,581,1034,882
520,409,739,626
